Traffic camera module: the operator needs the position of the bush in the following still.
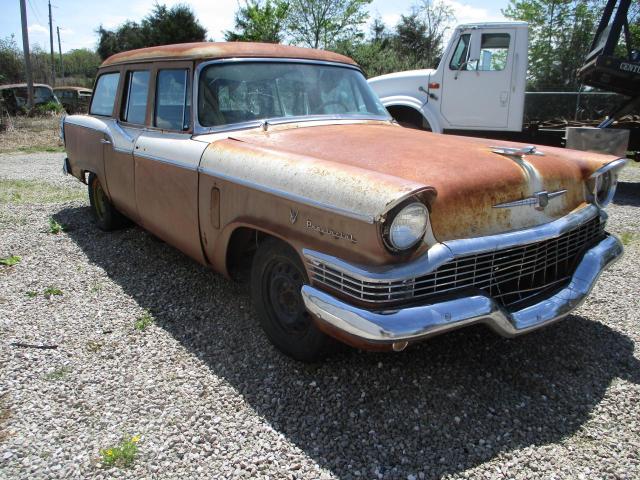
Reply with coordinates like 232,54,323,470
33,101,64,115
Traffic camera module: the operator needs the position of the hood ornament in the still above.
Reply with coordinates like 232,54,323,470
493,190,567,211
491,145,545,159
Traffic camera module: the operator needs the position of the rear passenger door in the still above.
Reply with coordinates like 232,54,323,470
134,63,208,264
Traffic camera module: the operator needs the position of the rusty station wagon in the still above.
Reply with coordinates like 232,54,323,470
61,42,626,361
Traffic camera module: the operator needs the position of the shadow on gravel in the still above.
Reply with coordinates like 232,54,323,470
55,206,640,480
613,181,640,207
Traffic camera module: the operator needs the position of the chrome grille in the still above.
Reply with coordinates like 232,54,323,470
307,217,606,309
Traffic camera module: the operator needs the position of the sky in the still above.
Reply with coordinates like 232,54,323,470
1,0,508,53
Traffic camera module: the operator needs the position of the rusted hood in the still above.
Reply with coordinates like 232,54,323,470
220,123,616,240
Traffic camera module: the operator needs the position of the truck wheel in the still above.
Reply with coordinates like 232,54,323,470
251,238,329,362
88,173,128,231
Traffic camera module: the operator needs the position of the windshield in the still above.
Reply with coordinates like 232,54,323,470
198,61,389,128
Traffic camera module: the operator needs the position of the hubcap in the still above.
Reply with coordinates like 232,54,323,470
266,258,310,335
93,180,107,220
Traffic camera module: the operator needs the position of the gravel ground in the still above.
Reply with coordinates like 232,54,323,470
1,152,639,480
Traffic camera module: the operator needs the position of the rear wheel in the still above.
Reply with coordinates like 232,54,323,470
250,238,329,362
88,173,128,231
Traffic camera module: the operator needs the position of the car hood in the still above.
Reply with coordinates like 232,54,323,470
209,123,616,241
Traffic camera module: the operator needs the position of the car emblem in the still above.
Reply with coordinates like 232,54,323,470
493,190,567,211
289,208,298,224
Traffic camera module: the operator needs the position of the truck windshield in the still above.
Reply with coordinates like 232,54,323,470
198,61,390,128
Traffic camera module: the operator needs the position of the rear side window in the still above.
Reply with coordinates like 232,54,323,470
121,70,150,125
154,69,190,131
91,72,120,116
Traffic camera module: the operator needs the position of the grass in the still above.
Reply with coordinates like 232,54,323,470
620,232,636,246
25,291,38,298
134,310,154,331
44,367,71,381
48,217,65,234
99,435,140,468
43,287,63,298
0,114,64,154
0,255,21,266
0,179,84,205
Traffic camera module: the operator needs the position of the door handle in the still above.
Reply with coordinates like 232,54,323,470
100,138,111,145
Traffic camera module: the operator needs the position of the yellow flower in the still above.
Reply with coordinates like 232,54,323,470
131,435,140,443
106,449,113,456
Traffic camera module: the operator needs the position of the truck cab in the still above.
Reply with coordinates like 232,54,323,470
368,22,528,134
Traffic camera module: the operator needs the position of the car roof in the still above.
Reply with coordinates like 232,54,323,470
101,42,358,68
53,86,92,92
0,83,53,90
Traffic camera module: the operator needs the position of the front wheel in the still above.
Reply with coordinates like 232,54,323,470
88,173,128,231
250,238,329,362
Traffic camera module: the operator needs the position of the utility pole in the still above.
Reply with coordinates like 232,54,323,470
19,0,34,110
48,0,56,86
57,26,64,83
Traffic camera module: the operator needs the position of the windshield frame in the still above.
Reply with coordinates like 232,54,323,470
193,58,391,135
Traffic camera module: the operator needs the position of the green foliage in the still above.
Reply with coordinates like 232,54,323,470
0,255,21,267
43,287,63,298
26,291,38,298
135,310,154,331
48,217,65,234
44,367,71,381
97,3,207,60
34,101,64,115
0,35,22,84
286,0,372,49
503,0,604,91
620,231,635,246
225,0,290,43
100,435,140,468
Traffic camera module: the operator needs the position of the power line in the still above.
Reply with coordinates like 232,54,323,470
26,0,43,25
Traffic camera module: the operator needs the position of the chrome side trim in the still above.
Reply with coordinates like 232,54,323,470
198,166,375,223
589,157,628,179
303,204,603,283
136,151,199,171
302,235,623,343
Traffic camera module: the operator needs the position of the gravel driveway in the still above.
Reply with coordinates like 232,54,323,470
1,152,639,480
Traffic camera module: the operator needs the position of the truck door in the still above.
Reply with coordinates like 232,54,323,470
440,28,516,129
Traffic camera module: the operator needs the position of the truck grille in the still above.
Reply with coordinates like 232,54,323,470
307,217,606,310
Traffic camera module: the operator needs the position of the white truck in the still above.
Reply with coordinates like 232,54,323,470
368,22,530,134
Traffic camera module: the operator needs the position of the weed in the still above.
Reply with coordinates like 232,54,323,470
134,310,154,331
86,340,103,353
48,217,65,234
26,291,38,298
620,231,635,246
90,282,103,294
0,179,84,205
99,435,140,468
0,255,21,266
43,287,63,298
44,367,71,381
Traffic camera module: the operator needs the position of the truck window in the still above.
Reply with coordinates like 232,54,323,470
449,34,470,70
121,70,150,125
478,33,510,71
90,72,120,116
154,69,190,131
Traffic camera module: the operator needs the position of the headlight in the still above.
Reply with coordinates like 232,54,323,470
386,202,429,250
589,158,627,208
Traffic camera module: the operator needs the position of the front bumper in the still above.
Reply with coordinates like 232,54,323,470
301,233,623,348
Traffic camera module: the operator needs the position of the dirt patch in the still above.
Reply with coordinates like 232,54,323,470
0,114,64,154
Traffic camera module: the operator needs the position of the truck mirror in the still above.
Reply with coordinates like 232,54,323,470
469,32,481,69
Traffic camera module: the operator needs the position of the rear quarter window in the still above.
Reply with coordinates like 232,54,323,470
90,72,121,116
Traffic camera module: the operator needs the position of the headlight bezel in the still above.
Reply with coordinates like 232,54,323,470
588,158,627,208
381,200,430,253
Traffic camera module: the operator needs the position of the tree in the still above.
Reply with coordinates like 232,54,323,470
0,35,23,84
286,0,372,49
225,0,289,43
96,3,207,60
503,0,603,91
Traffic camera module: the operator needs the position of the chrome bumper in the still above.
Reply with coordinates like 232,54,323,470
301,235,623,346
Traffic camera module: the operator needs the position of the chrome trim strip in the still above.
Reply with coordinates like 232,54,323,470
136,151,198,171
589,157,628,179
304,204,603,283
302,235,623,343
193,57,390,135
198,166,375,223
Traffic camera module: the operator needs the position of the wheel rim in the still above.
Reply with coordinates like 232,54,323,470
264,257,310,336
92,179,107,220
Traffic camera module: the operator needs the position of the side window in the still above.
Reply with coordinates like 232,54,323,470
449,34,470,70
121,70,150,125
154,69,190,131
478,33,510,71
90,72,120,116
